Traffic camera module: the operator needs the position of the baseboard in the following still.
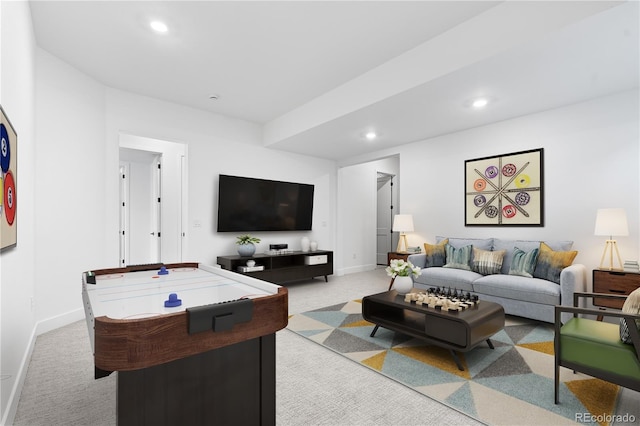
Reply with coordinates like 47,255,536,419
1,327,36,426
337,263,377,276
35,307,85,335
2,308,85,426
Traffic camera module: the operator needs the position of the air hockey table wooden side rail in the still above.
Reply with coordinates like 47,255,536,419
82,262,289,376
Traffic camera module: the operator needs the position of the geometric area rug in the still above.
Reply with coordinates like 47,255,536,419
287,300,623,426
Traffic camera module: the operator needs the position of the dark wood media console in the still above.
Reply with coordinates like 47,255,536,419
217,250,333,284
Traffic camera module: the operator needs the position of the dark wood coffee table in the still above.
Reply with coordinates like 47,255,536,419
362,290,505,371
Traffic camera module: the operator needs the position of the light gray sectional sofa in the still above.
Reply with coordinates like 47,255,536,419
407,237,586,323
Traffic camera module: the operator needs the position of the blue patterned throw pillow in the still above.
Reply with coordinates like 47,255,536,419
443,244,472,271
508,247,539,278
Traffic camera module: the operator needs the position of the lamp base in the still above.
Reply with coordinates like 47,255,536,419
599,239,624,271
396,234,409,253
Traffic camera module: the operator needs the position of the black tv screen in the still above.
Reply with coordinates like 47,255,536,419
217,175,314,232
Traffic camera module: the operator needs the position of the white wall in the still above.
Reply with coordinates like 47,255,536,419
0,1,37,423
337,156,399,274
105,90,337,266
34,49,109,329
340,90,639,290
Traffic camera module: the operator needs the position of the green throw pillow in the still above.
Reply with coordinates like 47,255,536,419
423,239,448,267
472,248,506,275
620,287,640,344
533,242,578,284
443,244,472,271
508,247,539,278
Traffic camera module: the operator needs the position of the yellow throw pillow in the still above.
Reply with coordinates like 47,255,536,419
532,242,578,284
423,239,448,267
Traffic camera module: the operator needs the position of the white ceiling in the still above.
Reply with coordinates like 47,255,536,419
30,1,639,161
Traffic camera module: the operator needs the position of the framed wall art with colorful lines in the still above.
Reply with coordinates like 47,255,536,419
1,105,17,250
465,148,543,226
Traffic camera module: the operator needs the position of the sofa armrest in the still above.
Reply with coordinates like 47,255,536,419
559,264,587,323
407,253,427,269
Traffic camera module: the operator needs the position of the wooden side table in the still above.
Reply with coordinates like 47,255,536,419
592,269,640,311
387,251,412,265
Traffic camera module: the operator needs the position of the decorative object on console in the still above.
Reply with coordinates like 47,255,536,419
624,261,640,272
594,208,629,270
465,148,543,226
301,236,310,252
309,240,318,251
392,276,413,295
392,214,414,253
236,234,261,257
385,258,421,295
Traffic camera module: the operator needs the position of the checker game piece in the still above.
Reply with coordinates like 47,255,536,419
164,293,182,307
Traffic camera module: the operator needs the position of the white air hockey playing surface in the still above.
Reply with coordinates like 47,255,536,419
84,264,275,320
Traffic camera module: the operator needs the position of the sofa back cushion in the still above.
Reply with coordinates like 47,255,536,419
436,237,493,251
493,239,573,275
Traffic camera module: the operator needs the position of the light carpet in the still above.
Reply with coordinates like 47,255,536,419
288,299,637,426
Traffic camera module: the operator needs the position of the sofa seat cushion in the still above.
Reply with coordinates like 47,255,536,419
561,318,640,380
414,267,480,292
473,274,560,305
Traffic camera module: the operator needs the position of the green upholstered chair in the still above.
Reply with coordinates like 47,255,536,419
554,292,640,404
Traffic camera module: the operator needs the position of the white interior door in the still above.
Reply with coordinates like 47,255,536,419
376,173,394,265
119,149,161,265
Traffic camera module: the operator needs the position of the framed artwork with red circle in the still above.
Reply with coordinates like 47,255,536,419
1,105,17,250
465,148,543,226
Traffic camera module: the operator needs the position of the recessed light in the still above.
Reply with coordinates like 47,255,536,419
472,98,489,109
365,131,377,141
209,94,221,101
150,21,168,33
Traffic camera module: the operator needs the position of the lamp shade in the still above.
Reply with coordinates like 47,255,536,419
594,208,629,237
393,214,414,233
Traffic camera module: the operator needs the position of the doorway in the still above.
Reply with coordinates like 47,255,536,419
119,133,188,265
376,172,396,265
119,149,162,266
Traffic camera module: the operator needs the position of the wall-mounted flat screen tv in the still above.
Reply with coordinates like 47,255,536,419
217,174,314,232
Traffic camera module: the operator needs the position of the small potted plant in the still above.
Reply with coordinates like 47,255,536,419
236,234,261,257
385,259,421,295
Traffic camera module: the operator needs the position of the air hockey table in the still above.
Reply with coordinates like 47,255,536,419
82,262,288,426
